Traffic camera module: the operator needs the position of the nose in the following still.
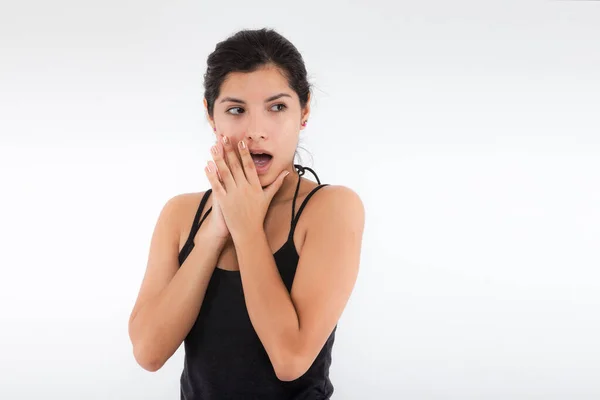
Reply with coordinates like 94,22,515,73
245,131,266,141
245,116,268,141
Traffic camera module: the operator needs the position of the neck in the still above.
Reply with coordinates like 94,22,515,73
270,164,301,204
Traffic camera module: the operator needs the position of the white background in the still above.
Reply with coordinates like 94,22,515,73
1,1,599,399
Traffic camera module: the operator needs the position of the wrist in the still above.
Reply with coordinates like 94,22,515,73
194,229,230,250
232,227,265,248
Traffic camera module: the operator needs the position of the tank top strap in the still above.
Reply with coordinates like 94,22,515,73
289,165,329,241
179,190,213,265
290,164,320,222
179,190,213,266
186,189,213,244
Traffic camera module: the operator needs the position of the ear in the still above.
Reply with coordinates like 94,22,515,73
301,93,311,127
203,98,216,133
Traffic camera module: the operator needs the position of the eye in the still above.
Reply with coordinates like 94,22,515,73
226,107,244,115
271,103,287,112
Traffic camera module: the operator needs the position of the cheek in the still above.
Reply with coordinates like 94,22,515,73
276,119,300,137
213,117,234,132
213,121,245,140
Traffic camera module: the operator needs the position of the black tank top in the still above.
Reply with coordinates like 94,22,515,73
177,165,336,400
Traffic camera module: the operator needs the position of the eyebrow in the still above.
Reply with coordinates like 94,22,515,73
219,93,292,104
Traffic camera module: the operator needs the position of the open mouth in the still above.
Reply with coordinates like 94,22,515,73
250,152,273,166
250,152,273,172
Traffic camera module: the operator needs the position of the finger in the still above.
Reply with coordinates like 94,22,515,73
237,139,260,187
205,160,226,196
221,136,246,183
212,153,223,182
211,141,235,190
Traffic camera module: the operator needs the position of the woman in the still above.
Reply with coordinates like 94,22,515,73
128,28,365,399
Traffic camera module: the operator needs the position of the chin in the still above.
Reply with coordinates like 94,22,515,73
258,174,274,188
257,167,283,187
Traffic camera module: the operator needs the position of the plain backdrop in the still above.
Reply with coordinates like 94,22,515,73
1,0,599,399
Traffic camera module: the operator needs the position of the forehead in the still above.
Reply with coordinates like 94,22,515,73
218,65,295,101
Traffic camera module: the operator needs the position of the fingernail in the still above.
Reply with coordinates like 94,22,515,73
207,161,213,172
211,146,217,155
239,140,246,149
222,136,229,145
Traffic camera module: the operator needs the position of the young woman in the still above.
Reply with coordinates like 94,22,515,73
128,28,365,399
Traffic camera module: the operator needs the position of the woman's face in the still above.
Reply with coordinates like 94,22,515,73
205,64,309,187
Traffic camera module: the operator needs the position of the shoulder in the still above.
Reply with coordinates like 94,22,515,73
152,191,212,250
295,184,365,271
311,184,364,211
155,191,210,230
305,184,365,226
161,191,208,213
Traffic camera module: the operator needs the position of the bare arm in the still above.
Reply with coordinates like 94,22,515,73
234,185,364,381
128,194,227,372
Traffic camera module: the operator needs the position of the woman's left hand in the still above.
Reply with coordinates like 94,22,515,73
204,135,290,241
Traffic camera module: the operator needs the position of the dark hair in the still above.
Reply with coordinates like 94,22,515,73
203,28,311,119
